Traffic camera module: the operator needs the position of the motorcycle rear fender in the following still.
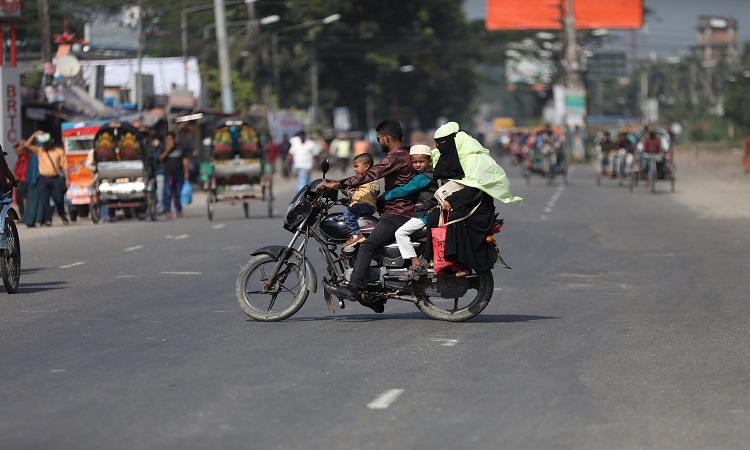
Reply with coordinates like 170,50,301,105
251,245,318,293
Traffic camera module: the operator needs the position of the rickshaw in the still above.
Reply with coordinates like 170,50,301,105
595,131,636,190
632,126,675,194
206,117,272,220
90,122,157,223
523,128,568,186
0,148,20,293
61,120,110,221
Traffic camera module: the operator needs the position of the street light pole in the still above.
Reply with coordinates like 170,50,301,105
181,0,249,90
213,0,234,113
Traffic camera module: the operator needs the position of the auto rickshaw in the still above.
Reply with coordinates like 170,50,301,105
90,122,156,222
206,117,272,220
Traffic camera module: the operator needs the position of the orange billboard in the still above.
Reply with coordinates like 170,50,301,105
487,0,643,30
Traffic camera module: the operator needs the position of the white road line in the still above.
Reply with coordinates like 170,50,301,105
50,369,66,373
60,261,85,269
124,245,144,252
161,271,202,275
544,207,552,213
174,234,189,240
367,389,405,410
430,338,459,347
211,224,226,229
117,275,137,278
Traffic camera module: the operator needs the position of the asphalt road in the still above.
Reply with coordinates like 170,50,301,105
2,162,749,450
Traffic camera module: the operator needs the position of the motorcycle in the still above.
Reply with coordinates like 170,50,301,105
235,158,510,322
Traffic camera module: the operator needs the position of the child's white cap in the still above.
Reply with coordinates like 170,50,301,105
410,144,432,156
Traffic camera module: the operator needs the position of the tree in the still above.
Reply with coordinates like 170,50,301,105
202,65,257,112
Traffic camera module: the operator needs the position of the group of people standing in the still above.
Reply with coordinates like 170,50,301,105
14,131,69,228
317,119,522,313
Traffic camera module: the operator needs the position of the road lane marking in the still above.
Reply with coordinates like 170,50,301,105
124,245,144,252
60,261,85,268
161,271,202,275
117,275,137,278
51,369,66,373
174,234,189,240
367,389,405,409
430,338,459,347
211,224,226,229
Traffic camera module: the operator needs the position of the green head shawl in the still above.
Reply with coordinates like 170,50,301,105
433,122,523,205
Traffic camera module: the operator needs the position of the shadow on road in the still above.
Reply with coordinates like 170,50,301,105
277,313,560,323
13,280,67,294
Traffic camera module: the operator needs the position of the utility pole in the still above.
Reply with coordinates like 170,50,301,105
137,0,144,119
562,0,579,87
38,0,52,64
245,0,260,87
214,0,234,113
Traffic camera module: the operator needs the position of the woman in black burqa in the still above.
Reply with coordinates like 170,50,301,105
425,122,522,276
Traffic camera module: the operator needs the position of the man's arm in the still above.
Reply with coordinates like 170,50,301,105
59,148,69,175
158,146,171,161
384,174,430,201
337,152,402,187
182,156,190,179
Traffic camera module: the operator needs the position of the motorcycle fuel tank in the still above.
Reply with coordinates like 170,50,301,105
319,213,378,242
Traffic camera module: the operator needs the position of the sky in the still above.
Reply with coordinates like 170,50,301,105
464,0,750,60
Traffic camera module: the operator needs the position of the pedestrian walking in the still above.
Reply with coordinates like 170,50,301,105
263,135,279,179
285,131,321,193
12,141,28,217
158,132,189,219
329,134,352,173
278,134,291,180
148,135,166,213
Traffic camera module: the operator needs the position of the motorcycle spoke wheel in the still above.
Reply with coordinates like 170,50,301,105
1,219,21,293
235,253,308,322
415,271,494,322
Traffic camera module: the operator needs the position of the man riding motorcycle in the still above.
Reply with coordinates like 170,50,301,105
315,119,416,313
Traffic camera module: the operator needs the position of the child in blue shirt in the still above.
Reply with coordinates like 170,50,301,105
383,144,438,281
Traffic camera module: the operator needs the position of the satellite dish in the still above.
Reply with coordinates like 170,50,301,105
57,55,82,78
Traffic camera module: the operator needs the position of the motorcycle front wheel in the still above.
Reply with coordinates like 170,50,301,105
1,218,20,293
416,271,494,322
235,253,309,322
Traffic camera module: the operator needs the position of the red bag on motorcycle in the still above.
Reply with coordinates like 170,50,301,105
431,211,460,273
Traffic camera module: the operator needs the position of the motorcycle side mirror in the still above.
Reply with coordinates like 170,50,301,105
321,157,330,179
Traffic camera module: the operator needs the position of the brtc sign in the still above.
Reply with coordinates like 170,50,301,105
0,67,21,152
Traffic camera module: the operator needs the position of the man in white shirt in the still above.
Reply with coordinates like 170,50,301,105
285,131,321,192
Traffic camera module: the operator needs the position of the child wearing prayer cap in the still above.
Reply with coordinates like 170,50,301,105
383,144,438,281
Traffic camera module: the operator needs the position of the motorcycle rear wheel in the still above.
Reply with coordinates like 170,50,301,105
415,271,494,322
235,253,309,322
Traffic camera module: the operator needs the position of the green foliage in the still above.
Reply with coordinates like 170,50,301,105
202,65,257,112
21,69,44,88
724,42,750,135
